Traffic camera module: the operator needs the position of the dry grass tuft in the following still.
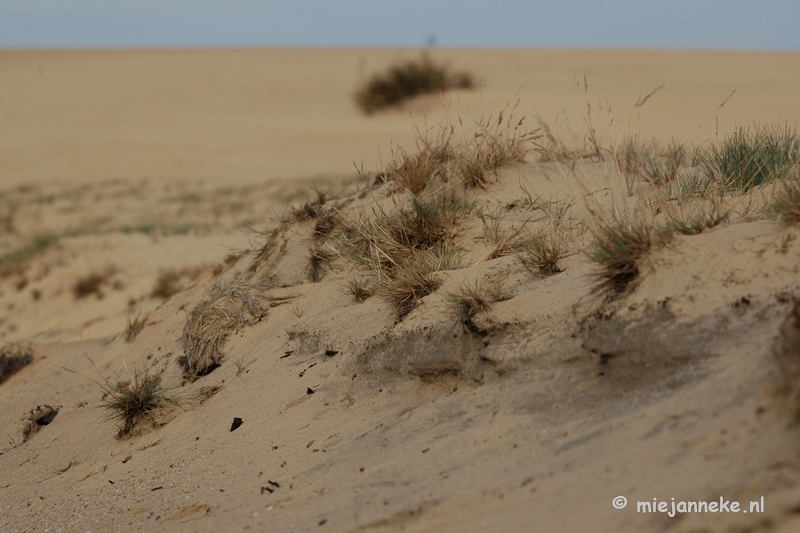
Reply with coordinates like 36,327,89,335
768,181,800,225
697,125,800,192
346,277,374,303
518,230,566,276
340,188,472,273
588,216,667,296
665,201,729,235
355,52,474,114
179,279,269,381
457,111,538,188
446,278,507,335
375,250,447,319
101,366,174,436
307,244,335,282
151,266,209,299
385,109,538,194
338,188,472,318
73,265,116,299
0,343,34,385
124,312,146,342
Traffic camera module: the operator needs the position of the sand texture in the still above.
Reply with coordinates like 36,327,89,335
1,48,800,533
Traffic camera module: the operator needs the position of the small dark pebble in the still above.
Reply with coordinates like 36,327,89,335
307,387,315,395
268,480,280,488
325,350,338,357
319,518,328,526
230,417,243,432
281,351,294,359
261,486,274,494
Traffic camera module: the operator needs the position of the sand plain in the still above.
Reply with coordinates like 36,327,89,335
1,48,800,533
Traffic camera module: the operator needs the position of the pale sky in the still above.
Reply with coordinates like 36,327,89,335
1,0,798,50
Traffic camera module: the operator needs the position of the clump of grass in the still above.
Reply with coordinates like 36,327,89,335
125,313,146,342
446,278,507,335
768,181,800,225
179,279,269,381
698,126,800,192
390,125,458,194
665,201,729,235
518,231,566,276
456,111,537,188
0,234,58,279
375,250,446,319
588,217,667,295
355,52,474,114
345,277,374,303
233,356,255,376
307,244,334,282
340,188,473,273
615,138,687,192
339,188,472,319
101,366,173,436
73,265,116,299
476,209,531,261
0,343,34,385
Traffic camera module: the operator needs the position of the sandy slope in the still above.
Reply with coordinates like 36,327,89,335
1,48,800,533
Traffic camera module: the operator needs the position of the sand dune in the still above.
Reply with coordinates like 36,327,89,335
1,48,800,533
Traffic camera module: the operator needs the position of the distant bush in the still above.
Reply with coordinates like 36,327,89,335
355,52,474,114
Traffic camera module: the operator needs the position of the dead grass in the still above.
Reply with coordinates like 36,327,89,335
101,366,174,436
345,277,374,303
355,52,474,114
588,216,668,296
456,111,537,188
768,181,800,225
375,250,447,319
665,201,729,235
386,108,538,194
339,188,473,274
307,244,334,282
179,278,269,381
73,265,116,299
517,230,566,276
0,343,33,385
125,313,146,342
446,278,507,335
697,125,800,192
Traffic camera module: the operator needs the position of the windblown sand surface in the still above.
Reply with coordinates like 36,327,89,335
1,48,800,533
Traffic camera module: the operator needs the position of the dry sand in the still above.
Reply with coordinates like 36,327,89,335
1,48,800,533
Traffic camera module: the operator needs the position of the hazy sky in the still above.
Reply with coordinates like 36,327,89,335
1,0,798,50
